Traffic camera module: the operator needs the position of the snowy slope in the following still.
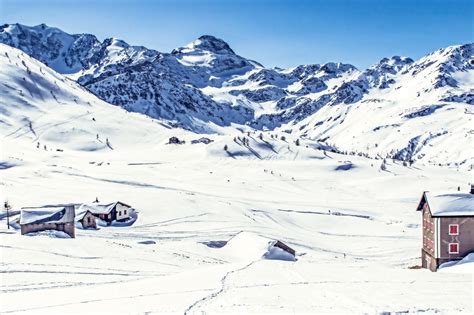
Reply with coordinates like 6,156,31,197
288,45,474,167
0,43,195,152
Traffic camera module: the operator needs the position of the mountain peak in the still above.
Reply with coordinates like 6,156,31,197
103,37,130,49
378,56,414,65
367,55,414,76
34,23,48,30
185,35,235,54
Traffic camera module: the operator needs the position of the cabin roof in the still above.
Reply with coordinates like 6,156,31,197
78,203,115,215
115,201,131,208
77,201,131,215
20,206,75,225
421,192,474,217
272,240,296,256
75,210,92,222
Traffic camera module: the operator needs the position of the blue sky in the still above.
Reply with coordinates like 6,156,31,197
1,0,472,69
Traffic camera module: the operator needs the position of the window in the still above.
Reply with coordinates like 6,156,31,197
448,243,459,254
119,211,122,216
449,224,459,235
124,210,127,215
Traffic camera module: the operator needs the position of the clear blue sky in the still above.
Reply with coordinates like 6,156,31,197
0,0,472,69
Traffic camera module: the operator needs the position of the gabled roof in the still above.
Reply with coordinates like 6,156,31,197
77,201,131,215
418,192,474,217
115,201,131,208
75,210,93,222
20,206,75,225
78,203,115,215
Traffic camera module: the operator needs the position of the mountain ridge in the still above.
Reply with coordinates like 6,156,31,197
1,23,473,166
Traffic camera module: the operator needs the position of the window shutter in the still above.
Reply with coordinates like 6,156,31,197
449,224,459,235
448,243,459,254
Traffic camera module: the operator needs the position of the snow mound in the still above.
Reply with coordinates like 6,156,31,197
219,232,295,262
219,232,269,261
25,230,71,238
263,242,296,261
438,253,474,274
335,162,356,171
111,211,138,227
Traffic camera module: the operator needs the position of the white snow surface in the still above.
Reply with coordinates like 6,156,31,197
24,230,72,239
0,42,473,314
425,192,474,216
439,253,474,274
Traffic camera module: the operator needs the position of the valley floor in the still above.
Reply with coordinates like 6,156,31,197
0,139,473,314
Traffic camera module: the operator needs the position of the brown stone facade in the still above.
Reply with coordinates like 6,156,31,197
422,204,435,257
421,248,437,272
21,222,75,238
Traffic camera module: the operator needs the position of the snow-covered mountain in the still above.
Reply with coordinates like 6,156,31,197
0,23,256,132
1,23,473,166
0,43,183,152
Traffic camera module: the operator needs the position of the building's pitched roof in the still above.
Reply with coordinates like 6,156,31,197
78,203,116,215
75,210,93,222
20,206,75,225
273,240,296,256
78,201,131,215
115,201,131,208
422,192,474,217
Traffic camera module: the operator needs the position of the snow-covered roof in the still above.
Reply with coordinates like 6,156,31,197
77,201,130,215
20,206,75,225
75,210,92,222
424,192,474,217
78,203,115,215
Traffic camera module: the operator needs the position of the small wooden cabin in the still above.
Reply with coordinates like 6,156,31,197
416,188,474,271
20,205,75,238
75,210,97,229
78,201,132,225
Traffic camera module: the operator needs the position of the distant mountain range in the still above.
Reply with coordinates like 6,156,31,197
1,23,473,166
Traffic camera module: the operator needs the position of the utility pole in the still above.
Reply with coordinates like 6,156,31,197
4,201,11,229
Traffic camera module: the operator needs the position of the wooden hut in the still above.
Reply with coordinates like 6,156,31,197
78,201,132,225
75,210,97,229
20,205,75,238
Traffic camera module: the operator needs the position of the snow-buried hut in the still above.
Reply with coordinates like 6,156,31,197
20,205,75,238
218,232,297,261
416,185,474,272
78,201,131,225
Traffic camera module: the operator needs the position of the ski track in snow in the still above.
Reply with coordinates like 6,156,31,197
184,260,259,314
